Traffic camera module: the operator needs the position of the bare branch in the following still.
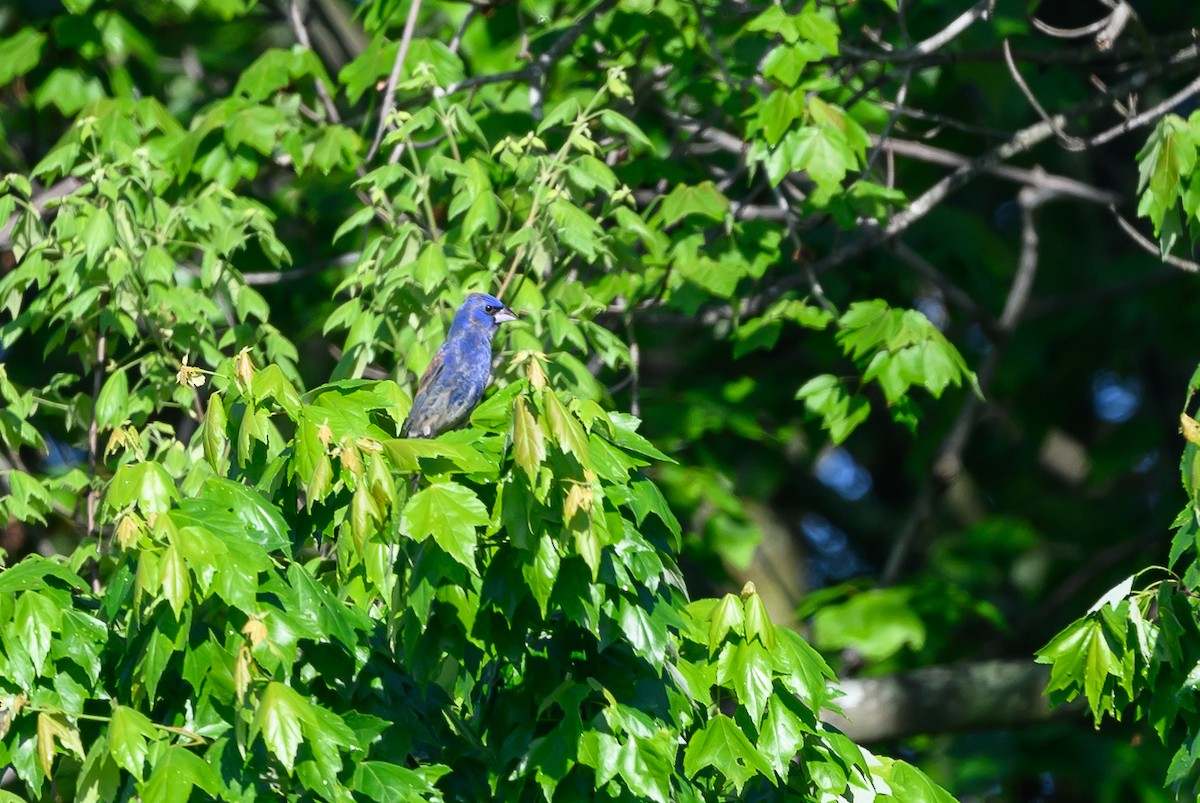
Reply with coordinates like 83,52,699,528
874,136,1120,205
1110,206,1200,272
366,0,424,163
1032,12,1113,39
825,660,1077,743
1087,72,1200,146
0,178,83,251
770,185,837,316
842,1,994,62
707,42,1200,326
883,187,1054,583
449,6,476,54
237,252,361,285
1003,39,1085,151
286,0,342,123
891,242,998,333
1094,1,1135,50
438,0,616,98
86,329,108,591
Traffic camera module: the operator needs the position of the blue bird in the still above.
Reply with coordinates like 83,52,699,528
402,293,518,439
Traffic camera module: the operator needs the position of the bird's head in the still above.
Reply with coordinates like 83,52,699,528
454,292,518,334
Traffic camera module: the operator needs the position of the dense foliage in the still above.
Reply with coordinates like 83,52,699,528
2,0,1200,800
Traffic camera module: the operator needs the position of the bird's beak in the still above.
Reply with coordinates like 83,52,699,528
493,306,518,324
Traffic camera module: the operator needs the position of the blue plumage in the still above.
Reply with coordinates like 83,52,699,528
402,293,517,438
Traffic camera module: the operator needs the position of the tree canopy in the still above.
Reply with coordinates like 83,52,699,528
2,0,1200,800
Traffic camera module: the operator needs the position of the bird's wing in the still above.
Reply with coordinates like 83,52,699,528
402,349,448,437
415,349,447,400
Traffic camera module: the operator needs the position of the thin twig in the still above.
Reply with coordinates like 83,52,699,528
770,185,836,316
873,136,1119,205
0,178,83,250
1032,12,1112,39
1003,39,1085,151
891,242,999,335
236,252,361,285
286,0,341,123
863,65,912,180
449,6,476,54
702,42,1200,326
842,0,993,61
1109,206,1200,272
366,0,424,163
625,317,641,418
870,100,1010,138
86,332,107,591
883,187,1055,584
1087,72,1200,146
438,0,616,98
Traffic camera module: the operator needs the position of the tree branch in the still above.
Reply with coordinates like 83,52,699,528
286,0,342,123
824,659,1079,742
842,1,994,62
0,178,83,251
1087,71,1200,146
1109,206,1200,272
883,187,1054,583
705,42,1200,326
437,0,616,98
365,0,424,163
874,136,1120,205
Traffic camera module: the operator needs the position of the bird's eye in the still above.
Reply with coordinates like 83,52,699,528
484,304,498,314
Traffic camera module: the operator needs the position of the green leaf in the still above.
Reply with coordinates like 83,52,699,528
159,544,190,617
797,8,840,54
743,590,776,650
177,478,291,553
413,242,447,293
708,593,743,654
660,182,730,227
599,109,653,151
227,104,283,155
617,733,673,803
757,90,803,147
0,556,87,595
251,682,307,773
81,207,115,267
627,479,681,537
682,714,775,793
108,706,156,781
758,696,806,776
95,369,128,430
311,125,361,174
723,641,773,725
5,469,55,524
550,199,604,260
203,393,228,471
523,534,560,616
877,758,958,803
138,745,221,803
1136,115,1197,233
544,392,590,464
352,762,448,803
0,28,47,87
253,365,303,417
676,256,740,298
400,481,489,571
812,588,925,663
791,125,855,192
618,597,669,670
105,462,178,515
16,591,59,676
512,396,546,483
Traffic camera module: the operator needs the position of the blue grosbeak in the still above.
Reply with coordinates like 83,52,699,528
402,293,518,438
